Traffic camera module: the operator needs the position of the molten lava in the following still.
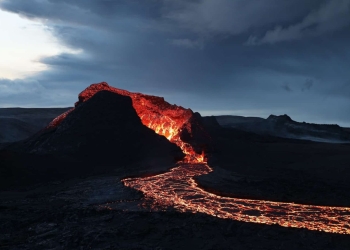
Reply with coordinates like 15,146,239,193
48,82,206,162
50,82,350,235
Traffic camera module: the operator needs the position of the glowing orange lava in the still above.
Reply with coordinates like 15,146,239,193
51,82,350,235
123,163,350,235
48,82,206,162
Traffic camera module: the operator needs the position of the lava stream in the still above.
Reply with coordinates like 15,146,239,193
122,121,350,235
123,162,350,235
52,83,350,235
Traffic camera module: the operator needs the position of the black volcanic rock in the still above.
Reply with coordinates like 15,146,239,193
179,112,213,154
0,91,184,188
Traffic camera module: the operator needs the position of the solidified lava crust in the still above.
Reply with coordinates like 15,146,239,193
50,82,350,235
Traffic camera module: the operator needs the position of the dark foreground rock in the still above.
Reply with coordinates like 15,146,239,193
0,91,183,189
1,175,350,250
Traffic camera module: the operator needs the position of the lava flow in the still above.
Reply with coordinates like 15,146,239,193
53,83,350,235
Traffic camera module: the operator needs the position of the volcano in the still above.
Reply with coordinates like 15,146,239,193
48,82,211,162
0,89,188,187
0,82,213,188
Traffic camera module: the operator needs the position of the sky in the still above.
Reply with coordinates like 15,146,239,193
0,0,350,126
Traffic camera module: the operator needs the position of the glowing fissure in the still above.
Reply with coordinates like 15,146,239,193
51,83,350,235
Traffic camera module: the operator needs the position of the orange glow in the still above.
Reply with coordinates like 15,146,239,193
48,82,205,162
50,82,350,235
123,163,350,235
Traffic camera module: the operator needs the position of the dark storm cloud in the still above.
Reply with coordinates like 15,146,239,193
247,0,350,45
167,0,328,35
1,0,350,126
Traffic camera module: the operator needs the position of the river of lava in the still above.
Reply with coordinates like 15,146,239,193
54,82,349,234
123,134,350,235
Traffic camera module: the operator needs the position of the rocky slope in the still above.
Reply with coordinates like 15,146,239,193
49,82,211,157
0,90,184,188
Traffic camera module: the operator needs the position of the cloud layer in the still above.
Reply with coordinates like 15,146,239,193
0,0,350,126
247,0,350,45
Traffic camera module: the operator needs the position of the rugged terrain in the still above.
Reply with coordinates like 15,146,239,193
1,83,350,249
1,174,350,250
0,108,71,143
214,114,350,143
199,122,350,207
0,90,183,189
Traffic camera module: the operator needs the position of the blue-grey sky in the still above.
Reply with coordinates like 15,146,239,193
1,0,350,126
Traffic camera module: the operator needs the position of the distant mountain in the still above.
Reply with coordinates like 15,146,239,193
201,116,221,129
0,108,71,143
212,114,350,143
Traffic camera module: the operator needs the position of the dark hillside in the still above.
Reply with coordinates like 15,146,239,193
0,91,184,189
